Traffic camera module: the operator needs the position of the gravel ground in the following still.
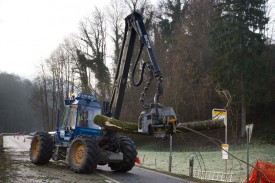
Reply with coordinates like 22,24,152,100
1,136,195,183
0,147,108,183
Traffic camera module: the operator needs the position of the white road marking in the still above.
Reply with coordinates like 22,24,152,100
97,173,122,183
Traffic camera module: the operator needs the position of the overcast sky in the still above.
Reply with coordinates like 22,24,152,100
0,0,111,79
0,0,274,80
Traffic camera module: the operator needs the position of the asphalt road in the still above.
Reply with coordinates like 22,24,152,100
3,135,190,183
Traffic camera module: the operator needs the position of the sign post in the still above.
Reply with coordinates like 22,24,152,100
246,124,254,183
212,109,227,172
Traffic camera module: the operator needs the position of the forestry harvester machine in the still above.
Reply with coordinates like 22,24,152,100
30,12,224,174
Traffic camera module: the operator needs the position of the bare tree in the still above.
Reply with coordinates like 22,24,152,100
62,37,91,94
124,0,148,12
106,0,127,73
33,63,51,131
78,7,111,99
45,44,75,130
31,40,79,131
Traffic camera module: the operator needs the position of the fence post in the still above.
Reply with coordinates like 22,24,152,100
189,155,194,178
169,134,172,172
142,154,145,164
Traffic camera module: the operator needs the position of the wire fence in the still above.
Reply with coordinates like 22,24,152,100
137,144,275,183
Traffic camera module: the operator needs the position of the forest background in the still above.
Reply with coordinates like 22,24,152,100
0,0,274,145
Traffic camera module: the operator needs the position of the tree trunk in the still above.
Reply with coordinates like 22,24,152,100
177,119,225,132
94,115,225,134
241,73,246,137
43,77,50,131
94,115,139,134
51,71,55,131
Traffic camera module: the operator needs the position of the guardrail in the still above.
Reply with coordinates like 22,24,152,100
1,133,20,136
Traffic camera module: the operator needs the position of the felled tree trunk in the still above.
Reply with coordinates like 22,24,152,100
94,115,140,134
176,119,225,132
94,115,225,135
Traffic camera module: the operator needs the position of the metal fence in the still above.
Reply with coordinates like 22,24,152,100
193,170,239,182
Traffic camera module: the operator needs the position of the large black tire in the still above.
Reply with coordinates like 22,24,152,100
109,136,137,172
30,132,54,165
68,136,99,174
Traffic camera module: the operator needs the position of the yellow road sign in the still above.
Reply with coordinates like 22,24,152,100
212,108,227,126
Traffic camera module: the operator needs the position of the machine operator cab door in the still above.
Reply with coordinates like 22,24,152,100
58,101,78,141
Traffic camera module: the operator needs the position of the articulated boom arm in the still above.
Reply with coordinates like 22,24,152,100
108,12,163,120
106,12,177,138
96,12,226,138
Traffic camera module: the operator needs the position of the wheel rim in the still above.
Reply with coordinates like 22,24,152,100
72,142,85,165
32,137,40,159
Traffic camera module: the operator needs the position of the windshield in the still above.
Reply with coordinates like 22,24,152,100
77,106,101,129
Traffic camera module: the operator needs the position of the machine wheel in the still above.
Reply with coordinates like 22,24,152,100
68,136,99,174
109,136,137,172
30,132,53,165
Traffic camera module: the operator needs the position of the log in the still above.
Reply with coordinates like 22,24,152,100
176,119,225,132
94,115,140,134
94,115,225,135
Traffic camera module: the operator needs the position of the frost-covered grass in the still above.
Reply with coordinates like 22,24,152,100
137,142,275,182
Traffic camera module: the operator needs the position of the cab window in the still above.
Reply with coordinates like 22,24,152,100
77,106,101,129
